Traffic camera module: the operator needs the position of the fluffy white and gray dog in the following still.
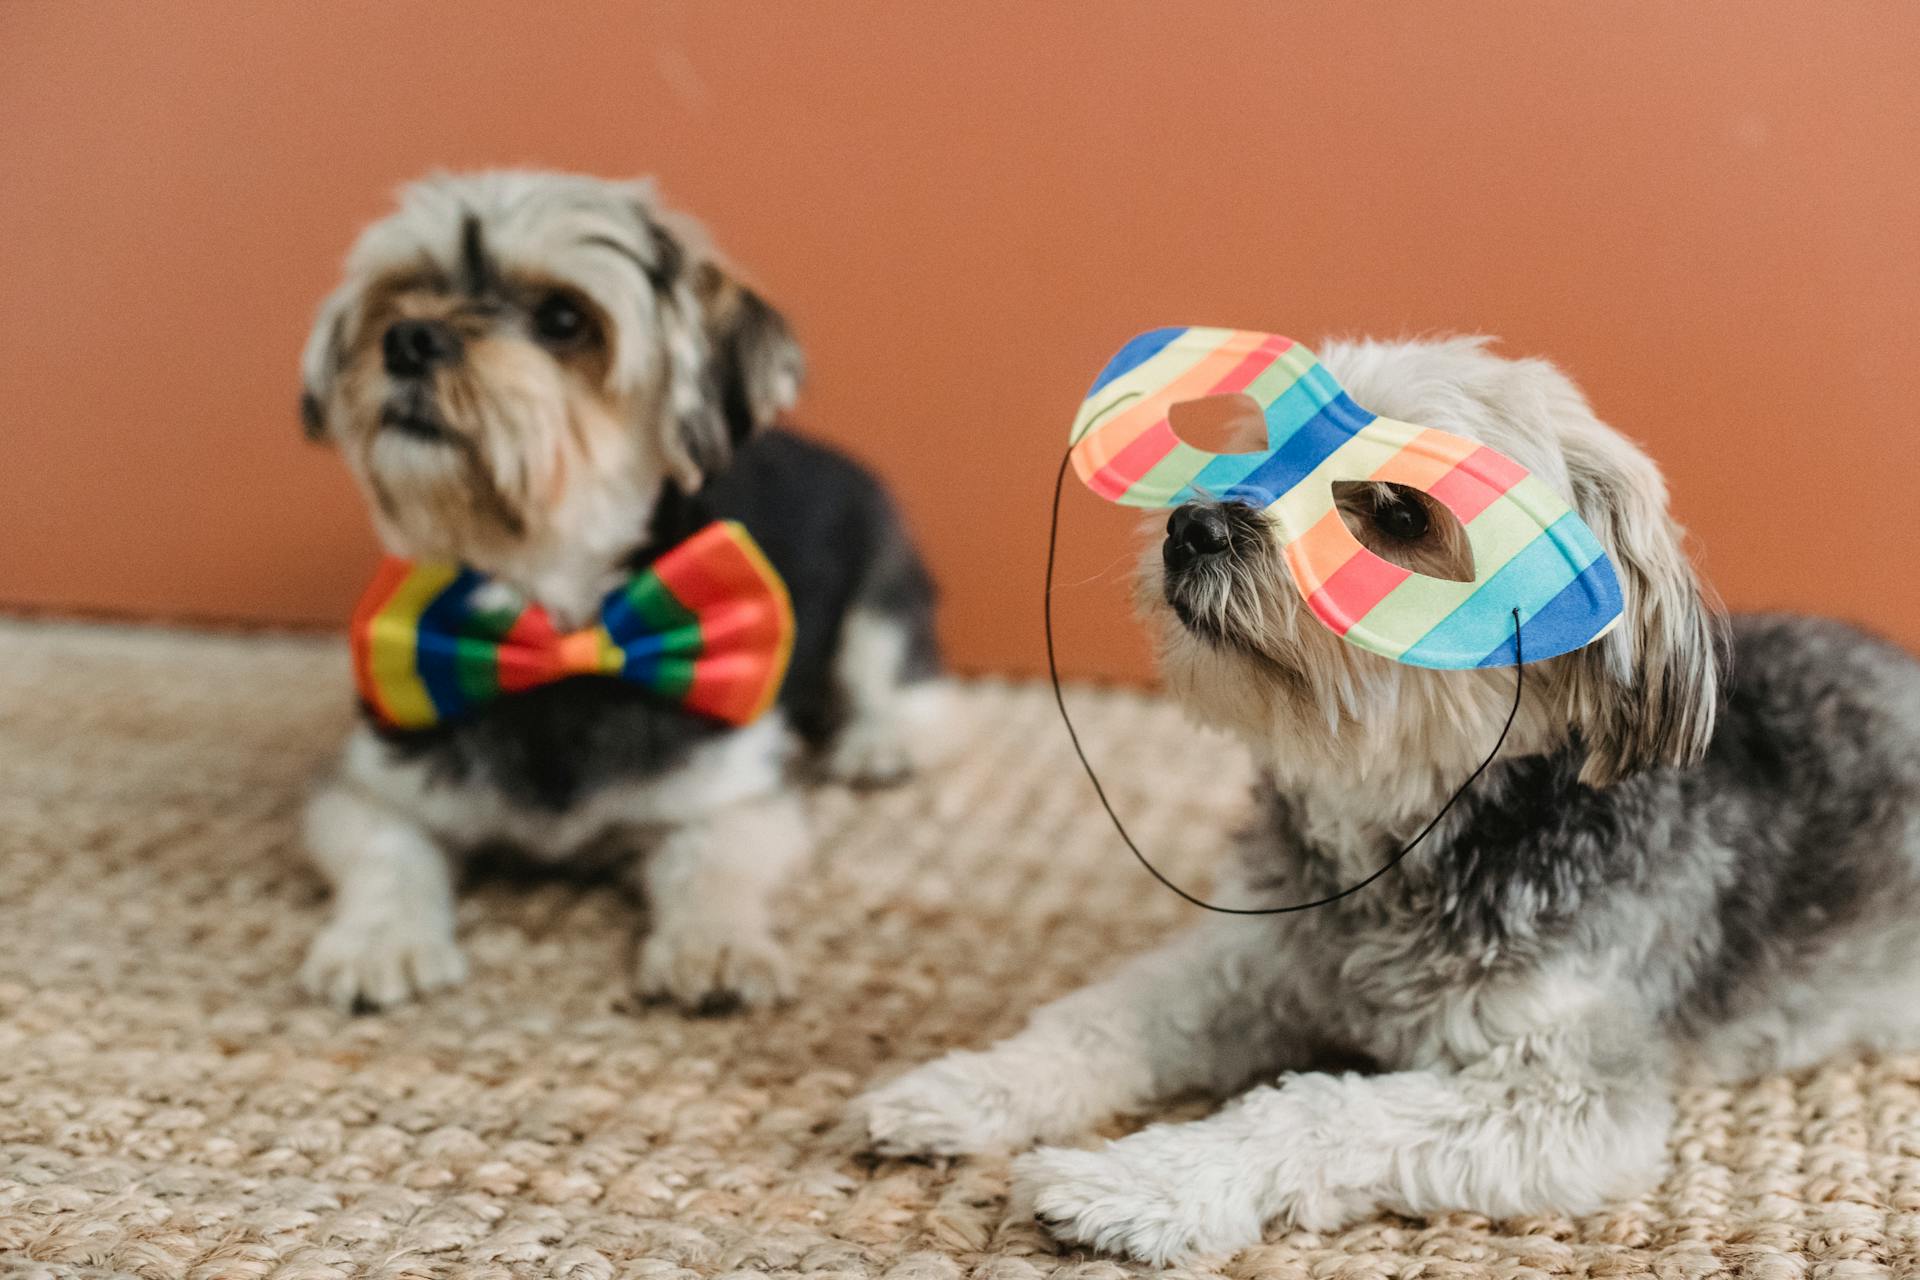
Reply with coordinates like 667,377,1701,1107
298,170,948,1013
854,336,1920,1262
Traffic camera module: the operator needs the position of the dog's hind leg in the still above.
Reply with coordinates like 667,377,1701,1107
852,922,1312,1157
822,527,957,786
1015,1025,1672,1264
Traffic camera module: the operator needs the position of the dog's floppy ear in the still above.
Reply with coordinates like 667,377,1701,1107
693,257,803,446
1561,429,1723,787
299,283,356,443
645,203,804,490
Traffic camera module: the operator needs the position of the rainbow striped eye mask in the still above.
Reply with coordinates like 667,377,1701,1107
1069,327,1623,668
351,520,794,730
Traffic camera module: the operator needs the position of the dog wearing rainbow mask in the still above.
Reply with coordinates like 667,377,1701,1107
855,332,1920,1262
298,171,950,1013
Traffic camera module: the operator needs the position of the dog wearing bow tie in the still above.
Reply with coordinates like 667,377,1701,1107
297,170,949,1012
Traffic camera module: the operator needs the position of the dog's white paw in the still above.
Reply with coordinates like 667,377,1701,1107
1014,1138,1266,1265
824,714,918,787
300,908,467,1011
854,1051,1056,1156
825,682,958,788
637,919,793,1013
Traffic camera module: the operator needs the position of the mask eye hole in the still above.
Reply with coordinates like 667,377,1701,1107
1168,393,1266,454
1333,481,1477,582
1371,491,1429,540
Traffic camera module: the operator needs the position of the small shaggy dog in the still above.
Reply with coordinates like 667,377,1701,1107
855,336,1920,1262
298,171,947,1012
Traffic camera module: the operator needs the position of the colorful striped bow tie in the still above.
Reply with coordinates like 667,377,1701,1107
350,520,794,731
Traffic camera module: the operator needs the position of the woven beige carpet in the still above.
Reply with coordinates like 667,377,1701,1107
2,620,1917,1279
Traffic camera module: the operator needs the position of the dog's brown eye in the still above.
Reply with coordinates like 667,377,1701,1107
532,293,592,345
1372,494,1430,541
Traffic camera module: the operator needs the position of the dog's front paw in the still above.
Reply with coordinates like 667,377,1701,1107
853,1050,1056,1156
300,908,467,1011
637,919,793,1014
1014,1137,1266,1265
823,715,918,788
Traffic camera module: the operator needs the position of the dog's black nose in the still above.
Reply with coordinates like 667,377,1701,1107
1164,504,1232,573
383,319,461,379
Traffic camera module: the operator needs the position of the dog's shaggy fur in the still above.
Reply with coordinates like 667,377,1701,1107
854,336,1920,1262
298,171,949,1013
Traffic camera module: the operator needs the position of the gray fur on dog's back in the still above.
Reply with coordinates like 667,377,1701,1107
1677,616,1920,1071
1250,614,1920,1083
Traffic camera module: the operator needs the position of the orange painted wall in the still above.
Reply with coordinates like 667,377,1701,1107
3,2,1916,682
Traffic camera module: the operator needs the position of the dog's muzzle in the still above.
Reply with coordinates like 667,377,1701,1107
383,319,462,380
378,397,453,444
1161,500,1271,639
1163,503,1233,576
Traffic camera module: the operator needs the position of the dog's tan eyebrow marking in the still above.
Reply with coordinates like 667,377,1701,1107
450,297,507,322
410,251,452,290
365,268,452,319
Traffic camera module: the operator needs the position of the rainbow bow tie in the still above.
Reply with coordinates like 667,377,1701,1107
351,520,794,731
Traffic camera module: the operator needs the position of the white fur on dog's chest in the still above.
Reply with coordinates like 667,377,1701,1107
336,714,792,863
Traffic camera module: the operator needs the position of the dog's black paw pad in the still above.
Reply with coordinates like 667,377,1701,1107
693,988,744,1017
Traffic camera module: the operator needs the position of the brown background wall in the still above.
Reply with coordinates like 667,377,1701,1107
3,1,1916,682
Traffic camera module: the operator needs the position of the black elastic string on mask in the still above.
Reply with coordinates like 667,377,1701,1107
1044,448,1525,915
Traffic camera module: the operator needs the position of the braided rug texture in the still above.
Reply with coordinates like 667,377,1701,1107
2,620,1918,1279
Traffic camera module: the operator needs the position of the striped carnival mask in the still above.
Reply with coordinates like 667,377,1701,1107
1070,327,1624,668
351,520,794,730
